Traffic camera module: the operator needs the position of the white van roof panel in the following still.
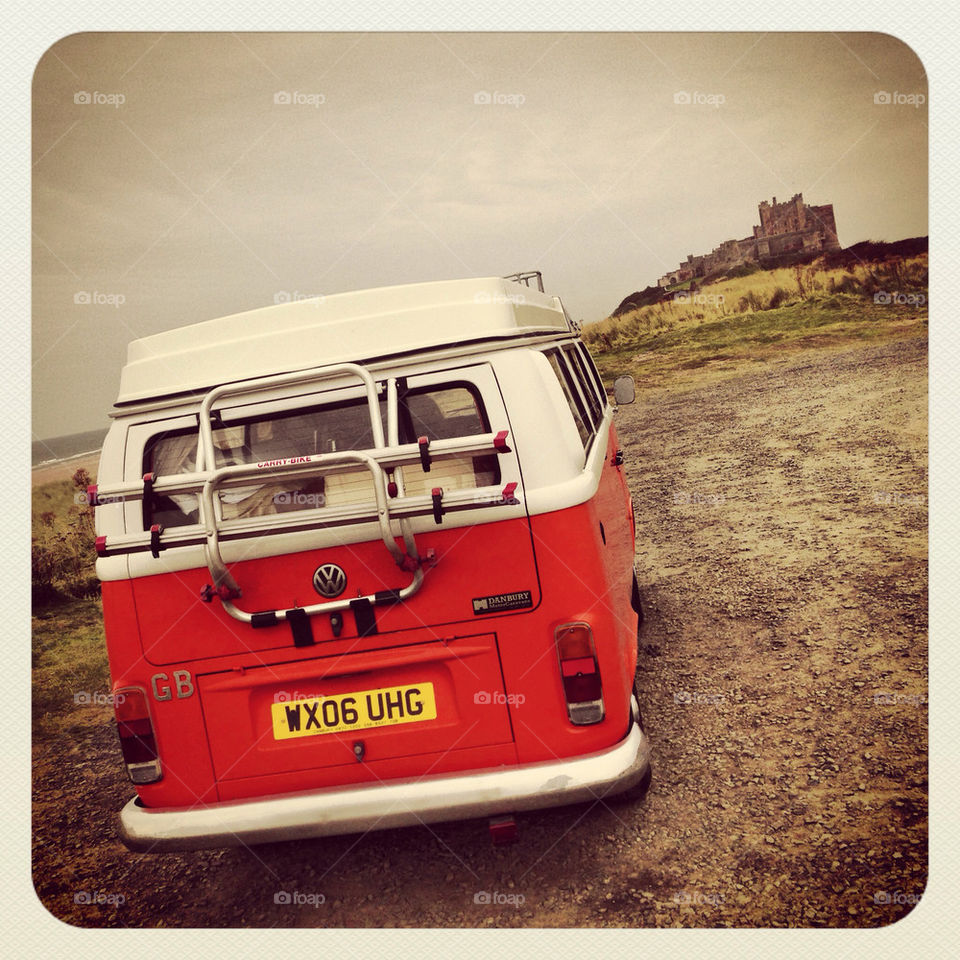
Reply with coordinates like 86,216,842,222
116,277,572,404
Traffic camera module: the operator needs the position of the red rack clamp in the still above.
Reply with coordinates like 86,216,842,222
149,523,164,559
200,583,241,603
493,430,512,453
142,472,155,514
418,436,432,472
400,548,438,571
431,487,444,524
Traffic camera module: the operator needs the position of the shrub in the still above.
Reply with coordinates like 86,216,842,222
768,286,791,310
32,479,99,606
833,273,860,296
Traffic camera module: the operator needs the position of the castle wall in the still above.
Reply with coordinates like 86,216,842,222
657,193,841,286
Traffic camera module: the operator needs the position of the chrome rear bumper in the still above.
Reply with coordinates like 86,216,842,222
120,702,651,852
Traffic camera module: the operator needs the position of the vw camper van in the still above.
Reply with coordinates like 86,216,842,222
91,274,651,851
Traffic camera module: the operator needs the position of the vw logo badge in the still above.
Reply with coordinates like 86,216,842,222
312,562,347,599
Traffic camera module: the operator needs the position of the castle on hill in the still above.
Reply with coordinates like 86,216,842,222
658,193,840,287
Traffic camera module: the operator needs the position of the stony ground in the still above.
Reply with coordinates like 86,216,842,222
33,335,927,928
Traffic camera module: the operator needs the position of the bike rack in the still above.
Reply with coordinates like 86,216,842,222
196,363,386,471
198,450,416,624
92,361,519,627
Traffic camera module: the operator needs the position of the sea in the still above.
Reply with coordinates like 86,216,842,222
32,427,109,468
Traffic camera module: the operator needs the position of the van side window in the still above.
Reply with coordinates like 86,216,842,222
564,345,603,428
142,384,498,529
576,343,607,407
544,349,591,450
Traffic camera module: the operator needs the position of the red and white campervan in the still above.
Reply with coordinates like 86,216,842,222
92,274,651,851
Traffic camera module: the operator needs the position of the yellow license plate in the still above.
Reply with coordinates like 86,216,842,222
271,682,437,740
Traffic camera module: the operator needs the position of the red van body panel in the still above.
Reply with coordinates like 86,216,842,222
104,421,639,812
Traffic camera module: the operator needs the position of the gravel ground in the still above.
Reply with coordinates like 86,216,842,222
33,335,927,928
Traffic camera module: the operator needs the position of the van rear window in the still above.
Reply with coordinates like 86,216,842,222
143,384,499,528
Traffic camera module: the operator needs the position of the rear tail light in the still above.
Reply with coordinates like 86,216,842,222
555,622,605,725
113,686,162,784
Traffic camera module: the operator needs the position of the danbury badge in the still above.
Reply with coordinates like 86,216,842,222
472,590,533,615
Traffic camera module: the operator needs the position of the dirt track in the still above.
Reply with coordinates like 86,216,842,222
33,335,928,928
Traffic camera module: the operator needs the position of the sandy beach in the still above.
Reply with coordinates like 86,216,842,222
31,451,100,488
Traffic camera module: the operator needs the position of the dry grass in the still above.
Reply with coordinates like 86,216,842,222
584,255,928,352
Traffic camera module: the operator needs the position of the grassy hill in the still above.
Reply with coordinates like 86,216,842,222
585,252,927,388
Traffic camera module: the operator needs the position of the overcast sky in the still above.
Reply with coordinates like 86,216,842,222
32,32,927,438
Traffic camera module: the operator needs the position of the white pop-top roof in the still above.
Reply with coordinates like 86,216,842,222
116,277,573,405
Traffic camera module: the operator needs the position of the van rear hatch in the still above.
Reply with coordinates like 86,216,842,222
127,365,539,664
197,632,514,786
